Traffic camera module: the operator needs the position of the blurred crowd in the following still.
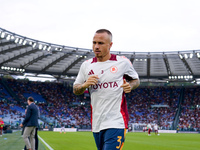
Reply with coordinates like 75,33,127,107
0,78,199,131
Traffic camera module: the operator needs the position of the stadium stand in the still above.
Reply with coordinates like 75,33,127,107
0,78,199,131
0,27,200,132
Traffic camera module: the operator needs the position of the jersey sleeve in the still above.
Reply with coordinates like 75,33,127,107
123,57,139,80
73,61,87,85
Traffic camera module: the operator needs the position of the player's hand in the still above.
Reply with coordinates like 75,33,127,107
20,124,23,127
120,79,131,93
83,75,99,88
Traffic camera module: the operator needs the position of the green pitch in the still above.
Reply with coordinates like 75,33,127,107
38,131,200,150
1,131,200,150
0,131,46,150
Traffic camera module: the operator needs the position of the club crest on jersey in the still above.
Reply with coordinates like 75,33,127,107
110,66,118,73
88,70,94,75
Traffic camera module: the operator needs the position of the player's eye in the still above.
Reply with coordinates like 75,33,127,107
98,42,104,45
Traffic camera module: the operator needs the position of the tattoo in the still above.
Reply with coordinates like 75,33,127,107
130,79,140,90
73,84,86,95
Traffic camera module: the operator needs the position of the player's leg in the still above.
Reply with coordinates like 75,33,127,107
103,128,126,150
93,132,102,150
148,129,151,136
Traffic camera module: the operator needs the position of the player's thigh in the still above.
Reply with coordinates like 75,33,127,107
103,128,126,150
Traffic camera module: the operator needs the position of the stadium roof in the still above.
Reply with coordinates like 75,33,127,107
0,27,200,83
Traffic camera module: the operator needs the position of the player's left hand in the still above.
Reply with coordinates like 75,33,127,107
20,124,23,127
120,79,131,93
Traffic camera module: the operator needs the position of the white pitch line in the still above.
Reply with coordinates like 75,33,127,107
38,135,54,150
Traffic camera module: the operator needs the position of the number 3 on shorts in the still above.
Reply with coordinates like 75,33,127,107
116,136,122,149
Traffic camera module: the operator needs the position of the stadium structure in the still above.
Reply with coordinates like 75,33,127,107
0,27,200,134
0,27,200,84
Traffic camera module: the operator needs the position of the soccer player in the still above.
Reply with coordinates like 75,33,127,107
0,118,4,137
147,123,152,136
60,124,66,134
154,124,159,135
73,29,140,150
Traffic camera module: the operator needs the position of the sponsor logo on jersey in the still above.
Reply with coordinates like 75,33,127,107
88,70,95,75
91,81,118,90
110,66,118,73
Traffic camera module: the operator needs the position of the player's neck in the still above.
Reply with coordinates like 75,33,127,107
97,53,111,62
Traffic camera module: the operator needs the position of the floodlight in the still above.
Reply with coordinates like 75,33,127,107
43,45,47,50
184,54,188,59
32,42,37,48
189,53,193,58
6,34,11,40
19,38,23,44
197,53,200,58
179,54,183,59
39,44,43,50
0,32,5,38
23,40,27,45
11,35,15,40
15,38,19,43
47,46,51,51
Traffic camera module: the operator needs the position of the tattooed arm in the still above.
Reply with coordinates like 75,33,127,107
73,75,99,95
73,84,87,95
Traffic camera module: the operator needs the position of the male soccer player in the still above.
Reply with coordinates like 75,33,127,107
0,118,4,137
154,124,159,135
147,123,152,136
60,123,66,134
73,29,140,150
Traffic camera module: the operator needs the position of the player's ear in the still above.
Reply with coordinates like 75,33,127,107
109,42,113,50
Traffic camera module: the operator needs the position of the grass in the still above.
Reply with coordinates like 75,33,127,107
0,130,46,150
38,131,200,150
1,131,200,150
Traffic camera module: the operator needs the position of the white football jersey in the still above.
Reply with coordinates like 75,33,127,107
74,54,139,132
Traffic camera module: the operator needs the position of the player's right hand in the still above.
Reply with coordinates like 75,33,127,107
84,75,99,88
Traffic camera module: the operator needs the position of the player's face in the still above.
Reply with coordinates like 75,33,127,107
92,32,113,61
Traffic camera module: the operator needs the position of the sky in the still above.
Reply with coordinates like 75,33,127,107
1,0,200,52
